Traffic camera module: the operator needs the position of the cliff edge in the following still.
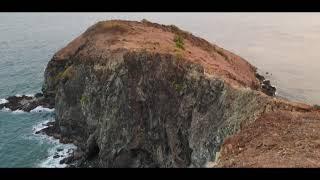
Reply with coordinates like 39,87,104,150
39,20,319,167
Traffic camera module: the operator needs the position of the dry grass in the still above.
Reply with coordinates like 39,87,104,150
314,104,320,110
85,20,129,36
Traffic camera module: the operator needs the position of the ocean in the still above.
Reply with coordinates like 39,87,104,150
0,13,319,167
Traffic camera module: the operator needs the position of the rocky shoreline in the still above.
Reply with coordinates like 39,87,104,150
2,68,276,168
37,122,85,167
0,92,104,167
0,93,78,167
0,93,54,112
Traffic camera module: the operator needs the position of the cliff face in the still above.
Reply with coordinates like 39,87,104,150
41,20,318,167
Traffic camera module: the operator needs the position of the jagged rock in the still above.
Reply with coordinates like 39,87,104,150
0,94,54,112
34,93,43,98
255,72,265,82
261,80,276,96
60,156,73,164
255,72,276,96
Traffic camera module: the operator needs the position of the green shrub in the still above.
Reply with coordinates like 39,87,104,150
48,71,62,84
173,34,185,50
172,79,184,93
61,66,75,79
174,82,183,92
80,95,89,106
52,65,75,83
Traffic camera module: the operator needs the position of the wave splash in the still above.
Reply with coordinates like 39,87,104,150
30,106,55,113
32,119,77,168
0,98,8,104
1,106,54,113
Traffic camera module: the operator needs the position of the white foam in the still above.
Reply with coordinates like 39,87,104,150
37,143,77,168
12,109,25,114
1,107,10,112
1,106,55,114
32,119,54,134
15,94,35,98
32,119,77,168
0,98,8,104
25,94,35,97
30,106,55,113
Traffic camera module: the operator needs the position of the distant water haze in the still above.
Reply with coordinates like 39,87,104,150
0,13,319,167
1,13,319,104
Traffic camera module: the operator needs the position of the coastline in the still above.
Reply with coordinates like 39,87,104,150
0,70,277,168
0,20,280,167
0,94,77,168
2,18,319,167
32,119,77,168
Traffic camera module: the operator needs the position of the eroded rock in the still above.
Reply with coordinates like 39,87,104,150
0,93,54,112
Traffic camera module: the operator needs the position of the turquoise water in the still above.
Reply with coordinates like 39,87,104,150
0,13,88,167
1,13,320,167
0,112,53,167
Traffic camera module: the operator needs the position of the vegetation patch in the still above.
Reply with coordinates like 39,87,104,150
141,19,150,24
169,25,184,35
215,47,229,61
61,65,76,80
313,104,320,110
55,71,64,81
173,34,185,50
80,94,89,106
174,82,184,92
97,21,129,34
50,65,76,85
175,50,183,60
172,79,184,93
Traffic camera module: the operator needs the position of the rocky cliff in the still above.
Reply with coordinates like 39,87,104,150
38,20,319,168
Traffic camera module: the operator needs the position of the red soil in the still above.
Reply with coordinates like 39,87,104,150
217,109,320,167
53,20,260,90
